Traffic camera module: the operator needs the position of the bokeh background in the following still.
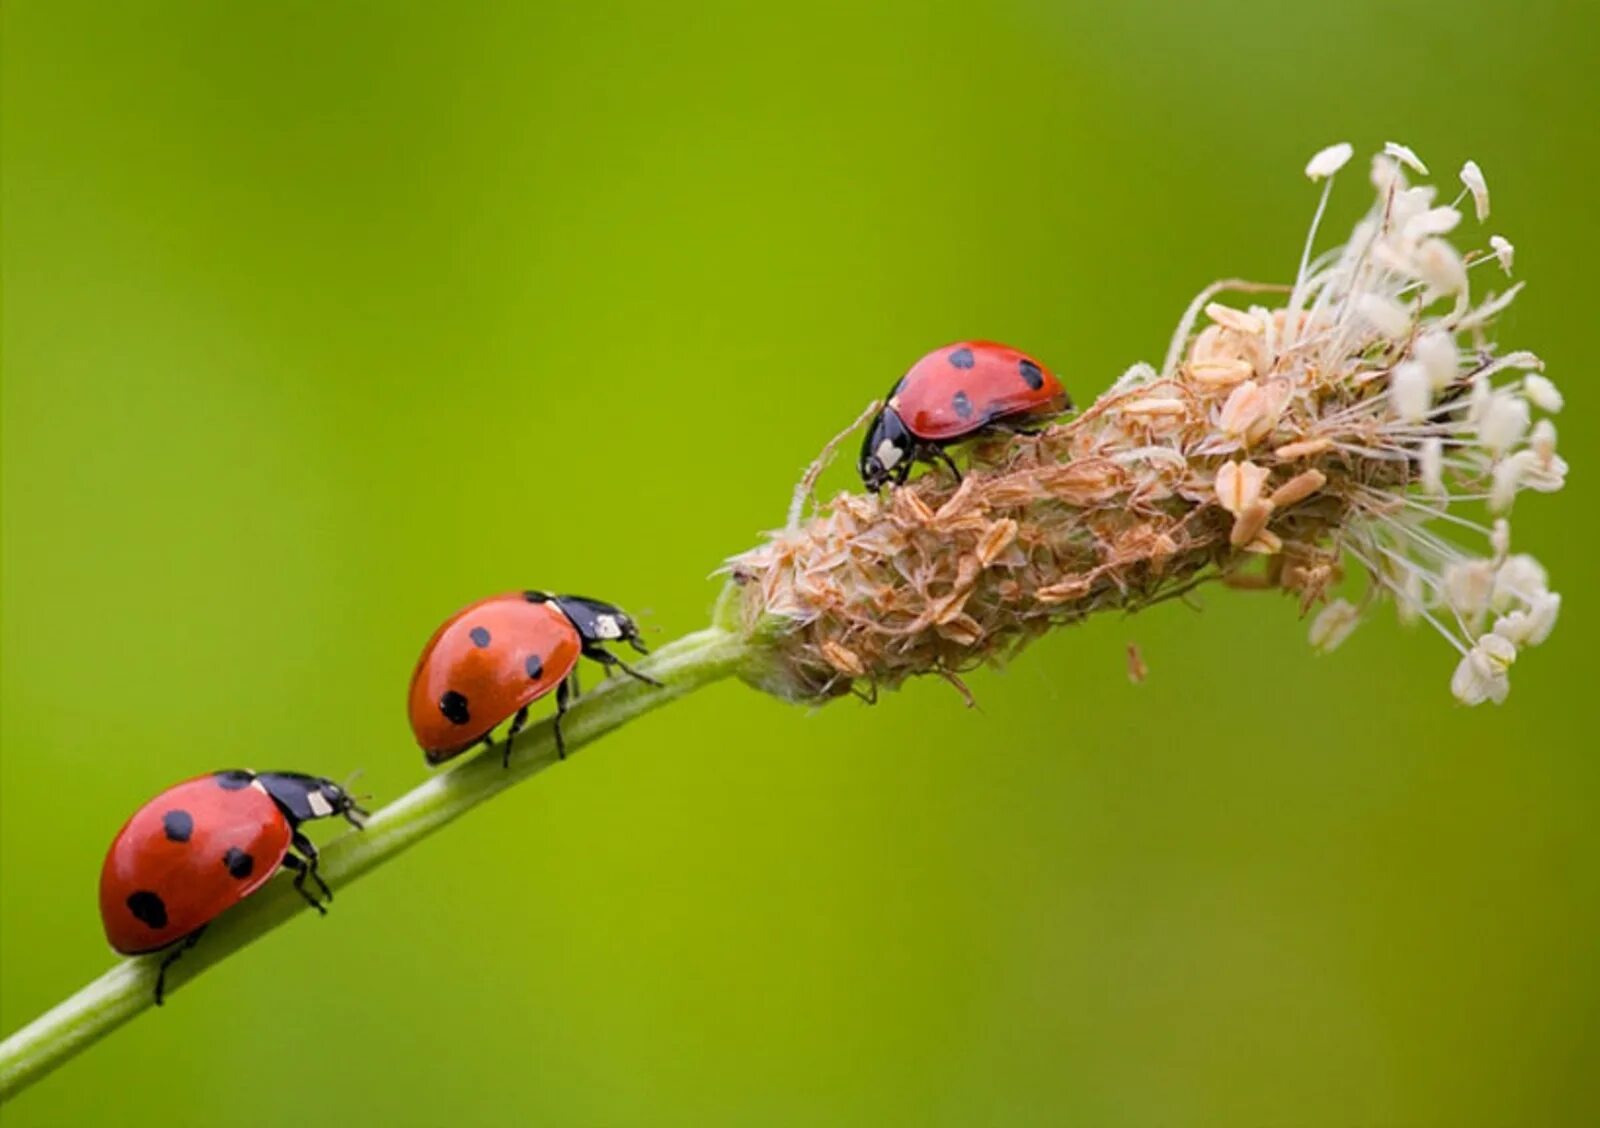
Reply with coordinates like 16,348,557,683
4,1,1597,1124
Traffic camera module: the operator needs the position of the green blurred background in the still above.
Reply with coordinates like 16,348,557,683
3,1,1596,1124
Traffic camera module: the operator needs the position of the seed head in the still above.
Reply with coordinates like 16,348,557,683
728,143,1565,708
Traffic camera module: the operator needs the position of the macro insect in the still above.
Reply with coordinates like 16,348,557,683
858,340,1070,490
99,770,367,1003
407,591,660,766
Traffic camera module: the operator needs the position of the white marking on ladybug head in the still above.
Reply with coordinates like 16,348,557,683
249,778,269,795
593,614,624,640
306,791,333,818
875,439,902,469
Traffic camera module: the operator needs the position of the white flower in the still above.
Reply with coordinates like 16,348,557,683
1524,374,1563,413
1451,634,1516,705
1492,592,1560,647
1478,391,1530,454
1489,235,1514,274
1522,450,1568,492
1414,330,1458,389
1492,553,1550,609
1309,599,1362,652
1489,454,1527,513
1416,238,1468,296
1384,141,1429,175
1306,142,1354,180
1389,361,1432,422
1460,160,1490,221
1443,559,1496,618
1531,419,1557,461
1357,293,1412,337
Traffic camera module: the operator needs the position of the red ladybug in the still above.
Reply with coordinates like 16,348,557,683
858,340,1070,490
99,770,366,1002
408,591,660,767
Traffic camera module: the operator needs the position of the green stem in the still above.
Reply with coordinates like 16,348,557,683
0,626,749,1103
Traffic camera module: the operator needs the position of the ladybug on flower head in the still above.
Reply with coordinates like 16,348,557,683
859,341,1070,490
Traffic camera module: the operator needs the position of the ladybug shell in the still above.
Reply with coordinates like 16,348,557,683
100,773,292,954
407,592,582,762
890,340,1067,442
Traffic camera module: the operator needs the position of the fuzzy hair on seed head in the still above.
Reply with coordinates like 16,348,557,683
727,144,1565,707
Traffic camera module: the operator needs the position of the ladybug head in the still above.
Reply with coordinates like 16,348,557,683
859,407,913,492
258,772,369,830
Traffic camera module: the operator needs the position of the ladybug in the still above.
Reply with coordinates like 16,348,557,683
99,770,367,1003
858,340,1070,490
408,591,660,767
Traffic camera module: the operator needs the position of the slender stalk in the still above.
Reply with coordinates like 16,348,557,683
0,626,749,1103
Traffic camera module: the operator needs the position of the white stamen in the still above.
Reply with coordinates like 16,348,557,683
1415,238,1469,297
1309,599,1361,652
1460,160,1490,221
1356,293,1412,337
1389,362,1432,422
1305,142,1354,180
1419,438,1445,495
1524,374,1563,413
1531,419,1557,461
1489,235,1514,274
1403,206,1462,242
1414,330,1458,389
1384,141,1429,175
1479,392,1530,454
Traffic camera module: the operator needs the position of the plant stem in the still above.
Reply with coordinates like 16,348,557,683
0,626,749,1104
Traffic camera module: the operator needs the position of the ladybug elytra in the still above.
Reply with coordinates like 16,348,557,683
99,770,367,1002
407,590,660,766
859,340,1070,490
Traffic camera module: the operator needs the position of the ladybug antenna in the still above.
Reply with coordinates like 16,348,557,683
341,768,365,791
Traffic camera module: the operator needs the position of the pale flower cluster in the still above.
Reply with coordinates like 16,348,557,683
1274,142,1565,704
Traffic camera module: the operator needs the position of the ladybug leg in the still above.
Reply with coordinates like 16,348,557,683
584,644,663,688
154,926,207,1006
928,445,963,485
279,850,329,916
290,830,334,903
553,678,571,760
503,705,530,768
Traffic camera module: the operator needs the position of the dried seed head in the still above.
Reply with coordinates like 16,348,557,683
727,144,1565,707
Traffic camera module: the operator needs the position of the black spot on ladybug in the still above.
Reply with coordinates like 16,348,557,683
1019,359,1044,390
522,591,549,603
469,626,491,648
948,347,975,369
439,690,471,725
952,390,975,420
127,890,167,929
215,771,253,791
525,654,544,680
162,810,194,843
223,847,254,880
